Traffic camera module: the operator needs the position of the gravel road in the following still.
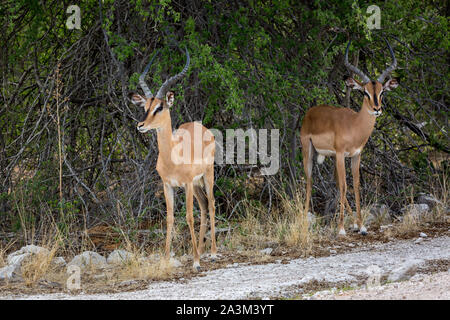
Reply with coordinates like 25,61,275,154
2,236,449,300
311,271,449,300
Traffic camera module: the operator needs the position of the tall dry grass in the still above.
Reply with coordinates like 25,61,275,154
225,188,317,255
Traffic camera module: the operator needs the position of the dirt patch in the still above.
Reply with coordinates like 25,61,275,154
1,220,448,297
1,235,449,300
310,271,450,300
287,258,450,299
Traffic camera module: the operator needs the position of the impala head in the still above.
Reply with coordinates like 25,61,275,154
344,39,399,117
129,48,190,132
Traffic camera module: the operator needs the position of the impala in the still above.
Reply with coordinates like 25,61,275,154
300,40,398,236
129,48,217,270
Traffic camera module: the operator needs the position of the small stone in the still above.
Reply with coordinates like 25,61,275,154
118,280,139,287
419,232,427,238
307,212,316,225
400,204,430,217
330,249,337,254
368,204,391,225
259,248,273,255
410,274,425,282
67,251,107,270
414,238,424,244
416,193,442,209
107,250,134,265
0,264,21,281
51,257,66,268
380,224,393,232
93,273,107,280
347,243,355,247
169,257,182,268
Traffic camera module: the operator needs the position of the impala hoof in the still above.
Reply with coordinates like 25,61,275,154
359,226,367,236
338,228,346,237
352,224,360,232
193,262,201,272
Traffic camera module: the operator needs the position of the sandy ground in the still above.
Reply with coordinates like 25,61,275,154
311,271,449,300
1,235,449,300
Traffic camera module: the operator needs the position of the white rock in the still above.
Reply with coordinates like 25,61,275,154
414,238,424,244
51,257,66,267
150,253,161,260
416,193,442,208
7,253,31,267
93,273,107,280
7,245,50,265
419,232,428,238
259,248,273,255
330,249,337,254
1,245,53,281
400,204,430,217
107,250,134,265
67,251,107,270
388,259,423,282
368,204,391,225
380,224,393,232
118,280,139,287
0,264,21,281
307,212,316,225
169,258,182,268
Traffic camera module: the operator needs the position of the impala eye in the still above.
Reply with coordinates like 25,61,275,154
152,104,163,115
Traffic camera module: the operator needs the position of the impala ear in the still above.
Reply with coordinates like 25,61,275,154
345,77,364,91
129,93,146,108
383,78,399,91
165,91,174,107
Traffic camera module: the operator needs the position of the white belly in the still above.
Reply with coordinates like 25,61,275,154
316,149,335,156
166,173,204,188
168,178,182,187
315,148,362,164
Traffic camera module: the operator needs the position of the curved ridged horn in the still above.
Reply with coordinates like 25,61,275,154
344,41,370,84
155,47,190,100
139,50,160,98
377,39,397,83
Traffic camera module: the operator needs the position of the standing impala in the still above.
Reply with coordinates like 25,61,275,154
300,40,398,236
129,48,217,270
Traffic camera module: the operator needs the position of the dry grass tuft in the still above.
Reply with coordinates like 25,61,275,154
0,247,6,268
107,229,176,282
226,188,316,255
279,190,314,252
20,240,60,287
116,254,175,282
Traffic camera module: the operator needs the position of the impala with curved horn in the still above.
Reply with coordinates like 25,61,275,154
129,48,217,270
300,39,398,236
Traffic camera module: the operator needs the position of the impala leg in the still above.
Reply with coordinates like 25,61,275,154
335,153,347,236
204,170,217,259
351,154,367,235
163,183,175,261
301,138,313,218
335,164,354,219
185,183,200,270
194,186,208,255
343,195,357,232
